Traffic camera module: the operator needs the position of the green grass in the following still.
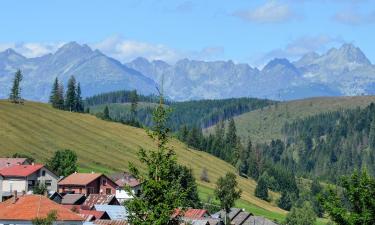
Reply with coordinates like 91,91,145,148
205,96,375,144
0,100,285,220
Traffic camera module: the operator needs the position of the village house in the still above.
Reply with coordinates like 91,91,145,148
58,173,118,196
212,208,279,225
0,194,84,225
0,164,58,201
110,172,141,203
81,194,120,210
0,158,30,169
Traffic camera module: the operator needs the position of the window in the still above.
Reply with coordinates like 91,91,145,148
79,188,82,194
42,170,46,176
106,188,112,194
102,178,107,186
87,187,95,194
45,180,52,187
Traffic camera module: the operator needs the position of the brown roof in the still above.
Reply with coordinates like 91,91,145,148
110,172,140,188
0,195,84,221
0,158,28,169
95,219,128,225
82,194,118,210
59,173,102,186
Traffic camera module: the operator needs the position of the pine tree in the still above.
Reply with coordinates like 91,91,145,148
57,83,65,110
65,76,76,111
103,106,110,120
369,117,375,150
226,118,237,149
9,69,23,104
75,83,83,112
130,90,138,119
49,77,64,109
125,93,200,224
278,191,292,210
255,175,269,201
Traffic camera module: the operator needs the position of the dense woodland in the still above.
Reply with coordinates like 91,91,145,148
85,90,274,131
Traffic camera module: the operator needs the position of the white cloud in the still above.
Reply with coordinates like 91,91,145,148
333,9,375,25
233,1,295,23
0,42,64,58
92,35,223,63
252,35,344,66
0,36,223,63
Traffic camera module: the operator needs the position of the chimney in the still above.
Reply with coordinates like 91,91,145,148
31,162,35,166
13,191,17,203
6,162,10,167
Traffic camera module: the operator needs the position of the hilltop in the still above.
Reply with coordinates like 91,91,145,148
0,100,285,221
205,96,375,144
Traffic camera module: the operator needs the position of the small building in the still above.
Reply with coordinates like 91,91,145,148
0,194,84,225
49,191,63,204
81,194,120,210
61,193,87,205
0,158,30,170
93,204,128,220
78,210,111,222
58,173,118,196
0,164,59,200
110,172,141,203
212,208,279,225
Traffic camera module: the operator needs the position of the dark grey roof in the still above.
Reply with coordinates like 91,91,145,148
61,194,86,205
213,208,278,225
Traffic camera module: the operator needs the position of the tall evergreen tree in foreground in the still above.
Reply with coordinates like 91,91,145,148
125,93,200,225
65,76,76,111
9,69,23,104
215,172,242,225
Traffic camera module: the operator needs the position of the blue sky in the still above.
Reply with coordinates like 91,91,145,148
0,0,374,66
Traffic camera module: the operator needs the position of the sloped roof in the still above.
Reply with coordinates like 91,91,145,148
0,195,84,221
0,158,28,169
110,172,140,188
0,164,43,177
79,210,109,221
244,216,279,225
93,205,128,220
61,194,86,205
173,208,209,219
82,194,118,210
59,173,102,186
94,219,128,225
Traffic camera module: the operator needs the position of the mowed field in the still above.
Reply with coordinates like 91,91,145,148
0,100,286,221
205,96,375,144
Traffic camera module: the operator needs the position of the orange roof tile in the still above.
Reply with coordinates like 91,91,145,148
0,164,44,177
0,195,84,221
59,173,102,186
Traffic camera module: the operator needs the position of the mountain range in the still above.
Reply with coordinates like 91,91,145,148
1,42,374,101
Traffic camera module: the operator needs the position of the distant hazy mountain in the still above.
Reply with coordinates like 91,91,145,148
1,42,374,101
0,42,156,101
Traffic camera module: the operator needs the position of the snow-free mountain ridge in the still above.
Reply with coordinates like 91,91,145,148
0,42,374,101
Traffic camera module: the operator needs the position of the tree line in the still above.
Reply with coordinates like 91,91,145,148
49,76,84,112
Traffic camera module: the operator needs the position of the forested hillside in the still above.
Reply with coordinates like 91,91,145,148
85,90,275,131
280,103,375,180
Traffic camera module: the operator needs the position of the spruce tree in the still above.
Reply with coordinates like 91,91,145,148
369,117,375,150
226,118,237,149
130,90,138,119
65,76,76,111
125,93,200,225
255,175,269,201
49,77,64,109
57,83,65,109
9,69,23,104
103,106,110,120
75,83,83,112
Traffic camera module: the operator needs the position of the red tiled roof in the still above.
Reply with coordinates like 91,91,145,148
111,172,140,188
0,158,28,169
79,210,107,220
58,173,102,186
0,164,43,177
0,195,84,221
81,194,118,210
172,208,209,219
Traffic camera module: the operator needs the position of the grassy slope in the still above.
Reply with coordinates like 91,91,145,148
206,96,375,144
0,100,285,219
